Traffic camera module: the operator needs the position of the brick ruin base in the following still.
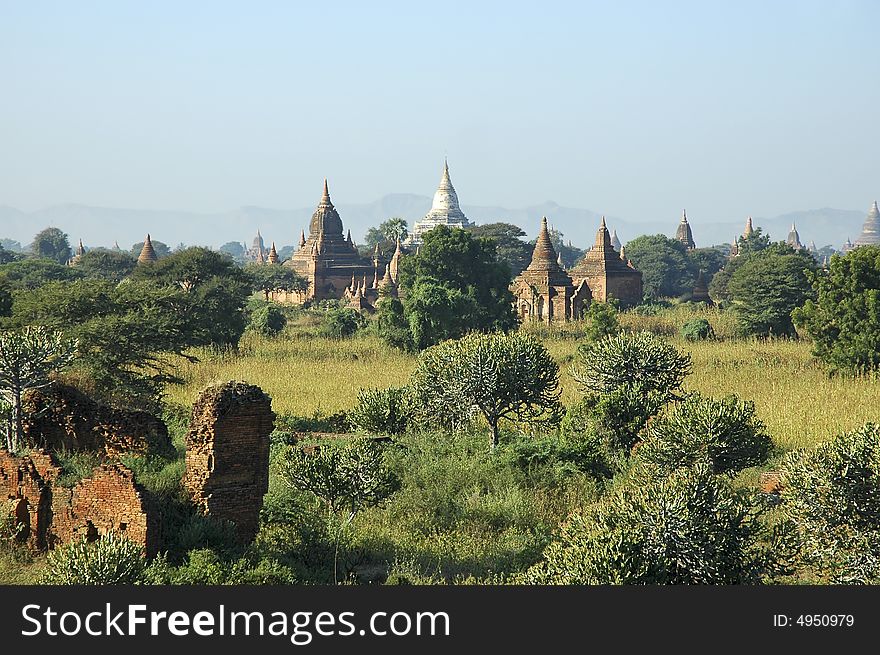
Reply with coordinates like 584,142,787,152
22,383,171,457
0,449,159,556
184,381,275,543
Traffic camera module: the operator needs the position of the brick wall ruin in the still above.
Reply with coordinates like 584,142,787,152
0,449,159,556
22,383,171,457
184,381,274,543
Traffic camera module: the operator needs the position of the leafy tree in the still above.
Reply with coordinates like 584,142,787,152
779,423,880,583
391,226,516,350
0,281,10,318
737,227,771,256
74,249,137,283
570,332,692,400
685,247,727,288
466,222,533,277
0,244,19,265
624,234,692,299
364,217,409,250
244,262,306,301
130,239,171,259
280,438,399,582
321,307,366,339
409,332,562,449
41,531,146,585
30,227,72,264
248,304,287,337
0,239,22,253
348,386,411,436
680,318,714,341
527,463,785,584
582,300,620,342
793,246,880,374
374,291,412,351
131,247,251,348
727,245,817,337
0,258,81,291
708,228,773,304
637,393,773,476
219,241,245,259
10,279,206,408
0,326,77,450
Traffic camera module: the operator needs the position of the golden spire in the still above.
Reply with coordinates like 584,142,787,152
138,234,158,264
267,241,279,264
299,229,306,248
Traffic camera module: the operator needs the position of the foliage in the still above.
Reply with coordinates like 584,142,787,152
245,262,306,301
321,307,367,339
570,331,692,400
793,246,880,374
375,291,413,351
581,300,620,342
248,304,287,337
779,423,880,583
42,531,147,585
348,386,411,436
0,244,19,265
393,226,517,350
0,326,77,450
637,393,773,476
680,317,714,341
0,258,81,291
409,332,561,448
219,241,246,259
465,223,533,277
74,249,137,283
623,234,692,299
685,247,728,288
727,245,817,337
30,227,72,264
364,217,409,250
564,386,666,455
708,228,772,304
528,463,785,584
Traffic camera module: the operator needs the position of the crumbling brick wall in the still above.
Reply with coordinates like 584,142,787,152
0,449,159,556
22,383,171,457
184,381,274,543
0,449,60,549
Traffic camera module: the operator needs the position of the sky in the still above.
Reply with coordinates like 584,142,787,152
1,0,878,224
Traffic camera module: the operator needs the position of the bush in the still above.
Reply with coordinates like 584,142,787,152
779,423,880,583
527,463,784,584
680,318,714,342
42,531,147,584
570,332,692,400
249,304,287,337
498,434,608,482
348,386,411,436
637,393,773,476
321,307,366,339
582,301,620,342
563,387,666,455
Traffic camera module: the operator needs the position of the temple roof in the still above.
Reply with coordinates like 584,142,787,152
570,217,642,278
267,242,279,264
743,216,754,237
855,200,880,246
138,234,158,264
675,209,695,249
610,229,622,252
786,223,803,249
411,160,471,242
309,179,345,236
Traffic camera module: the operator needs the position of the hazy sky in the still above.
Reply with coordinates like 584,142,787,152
1,0,878,222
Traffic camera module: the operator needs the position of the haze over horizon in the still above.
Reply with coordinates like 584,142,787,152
2,1,878,231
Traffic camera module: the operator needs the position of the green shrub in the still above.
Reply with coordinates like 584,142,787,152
498,434,608,482
348,386,411,436
42,531,147,584
637,393,773,476
528,463,784,584
570,331,691,400
249,304,287,337
582,301,620,342
680,318,714,342
321,308,366,339
564,387,667,455
779,423,880,583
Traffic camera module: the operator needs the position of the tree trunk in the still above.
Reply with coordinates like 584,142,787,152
490,422,499,451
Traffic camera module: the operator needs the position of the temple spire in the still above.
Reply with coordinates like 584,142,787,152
138,234,158,264
267,242,279,264
322,178,331,205
299,229,306,248
743,216,754,237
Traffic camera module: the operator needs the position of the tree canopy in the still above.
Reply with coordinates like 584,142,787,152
73,249,137,283
623,234,692,299
465,223,533,277
30,227,72,264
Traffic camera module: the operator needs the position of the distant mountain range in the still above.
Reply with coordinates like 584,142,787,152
0,197,871,253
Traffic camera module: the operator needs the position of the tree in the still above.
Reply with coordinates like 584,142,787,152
348,386,411,436
623,234,692,299
0,239,22,253
219,241,246,259
244,262,306,301
466,223,533,277
129,239,171,259
74,249,137,283
685,247,727,288
248,304,287,337
0,258,82,291
390,226,517,350
131,247,252,348
30,227,72,264
779,422,880,583
0,326,77,450
527,463,784,584
0,244,19,265
364,218,409,249
374,290,412,351
727,245,817,337
280,438,398,582
709,228,773,304
581,299,620,342
793,246,880,374
409,332,562,449
637,393,773,476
